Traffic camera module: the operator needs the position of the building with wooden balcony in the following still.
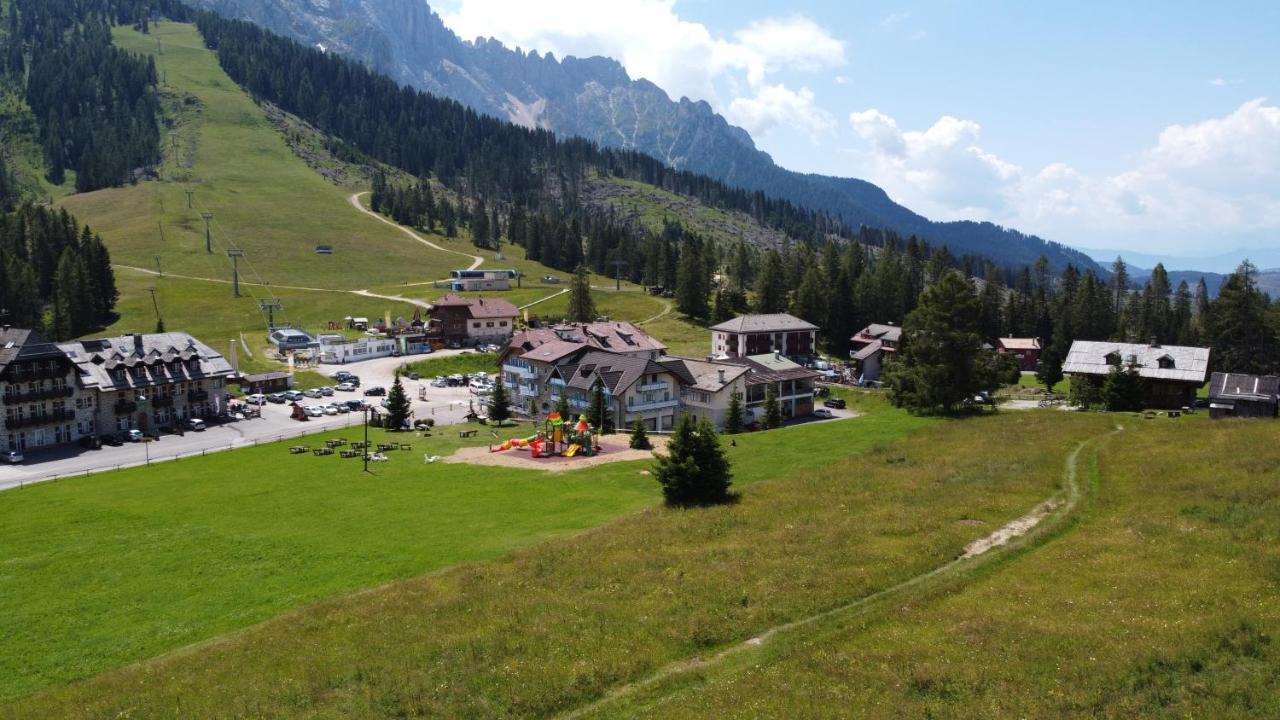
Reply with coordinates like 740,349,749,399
2,328,93,453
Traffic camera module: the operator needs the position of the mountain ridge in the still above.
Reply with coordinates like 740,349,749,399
189,0,1101,273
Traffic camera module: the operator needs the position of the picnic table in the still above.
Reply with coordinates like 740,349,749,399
289,446,310,455
459,429,477,438
340,449,360,459
377,443,396,452
313,447,334,456
326,438,347,448
398,443,412,451
352,441,369,450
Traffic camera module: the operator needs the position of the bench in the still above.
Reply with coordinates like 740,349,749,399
340,449,360,459
377,443,396,452
290,446,309,455
312,447,334,456
326,438,347,448
398,443,412,451
459,429,477,438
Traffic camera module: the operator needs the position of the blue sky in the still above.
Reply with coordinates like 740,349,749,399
438,1,1280,266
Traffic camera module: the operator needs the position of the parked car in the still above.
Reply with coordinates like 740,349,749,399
541,275,560,283
2,449,23,464
813,408,834,419
245,393,267,405
335,382,356,392
302,388,323,399
430,376,449,388
319,386,335,397
447,374,466,387
99,434,123,447
304,406,324,418
479,344,502,353
823,397,847,410
321,405,339,416
126,429,145,442
344,399,367,411
283,390,304,402
334,404,351,414
186,418,207,431
267,392,288,404
364,386,386,397
331,370,353,381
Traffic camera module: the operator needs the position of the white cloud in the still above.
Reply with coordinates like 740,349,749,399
727,84,834,137
437,0,844,137
846,99,1280,253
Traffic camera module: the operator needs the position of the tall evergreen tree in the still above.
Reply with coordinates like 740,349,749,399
487,377,511,426
761,383,782,430
566,265,597,323
384,372,411,430
652,413,733,507
724,391,744,434
754,249,787,313
1208,261,1279,374
587,380,613,433
884,272,994,414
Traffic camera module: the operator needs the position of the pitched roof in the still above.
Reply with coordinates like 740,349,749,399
852,323,902,343
1062,341,1210,384
659,357,749,393
998,337,1041,351
556,351,681,394
59,333,235,391
711,313,818,333
720,352,822,385
1208,372,1280,403
850,340,884,361
505,321,664,362
468,297,519,319
0,328,66,375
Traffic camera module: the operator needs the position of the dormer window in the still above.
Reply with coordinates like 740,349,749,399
1157,355,1175,370
1105,352,1122,367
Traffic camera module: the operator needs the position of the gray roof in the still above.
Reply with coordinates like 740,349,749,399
0,328,67,375
710,313,819,333
555,351,683,395
852,324,902,343
59,333,235,392
1062,341,1210,384
505,321,664,363
1208,372,1279,403
720,353,822,386
659,357,749,393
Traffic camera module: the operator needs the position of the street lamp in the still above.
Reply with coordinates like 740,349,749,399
363,404,370,474
137,395,150,465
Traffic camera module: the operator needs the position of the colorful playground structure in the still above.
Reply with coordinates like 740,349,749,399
489,413,602,458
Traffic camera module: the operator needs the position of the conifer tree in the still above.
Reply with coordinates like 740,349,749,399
487,376,511,426
588,379,613,433
629,418,651,450
884,272,993,414
761,383,782,429
1208,261,1279,374
567,265,597,322
724,390,744,434
754,249,787,313
653,413,732,506
384,372,411,431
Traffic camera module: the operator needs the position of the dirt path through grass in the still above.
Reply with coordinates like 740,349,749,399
560,424,1125,719
348,191,483,271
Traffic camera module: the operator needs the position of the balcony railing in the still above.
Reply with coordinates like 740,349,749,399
503,363,537,379
626,399,679,412
518,385,538,397
4,409,75,430
7,366,68,382
152,396,175,408
637,381,670,392
114,400,138,415
2,386,74,404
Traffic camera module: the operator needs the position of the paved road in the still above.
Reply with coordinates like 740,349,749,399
0,350,502,492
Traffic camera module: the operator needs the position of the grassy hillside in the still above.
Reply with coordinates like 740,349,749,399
50,23,711,365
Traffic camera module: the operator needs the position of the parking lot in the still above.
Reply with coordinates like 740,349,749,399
0,350,503,491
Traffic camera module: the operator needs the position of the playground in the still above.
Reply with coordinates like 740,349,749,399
444,435,667,473
444,414,668,473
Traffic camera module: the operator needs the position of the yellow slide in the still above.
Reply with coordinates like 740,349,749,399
564,444,581,457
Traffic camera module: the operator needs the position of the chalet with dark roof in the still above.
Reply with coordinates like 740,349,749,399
1063,340,1210,409
1208,372,1279,419
848,323,902,384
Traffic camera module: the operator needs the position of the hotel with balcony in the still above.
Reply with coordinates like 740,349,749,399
1,328,93,453
550,352,684,431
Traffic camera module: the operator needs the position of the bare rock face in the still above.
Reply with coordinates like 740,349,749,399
190,0,1103,273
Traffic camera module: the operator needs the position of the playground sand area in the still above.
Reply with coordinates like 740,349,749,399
444,435,669,473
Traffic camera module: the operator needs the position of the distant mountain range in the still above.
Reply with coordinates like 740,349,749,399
188,0,1102,274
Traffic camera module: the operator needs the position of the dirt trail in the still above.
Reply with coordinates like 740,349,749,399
555,425,1125,720
348,191,483,271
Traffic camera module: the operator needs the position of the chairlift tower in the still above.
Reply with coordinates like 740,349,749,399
202,212,214,254
228,250,244,297
259,299,282,329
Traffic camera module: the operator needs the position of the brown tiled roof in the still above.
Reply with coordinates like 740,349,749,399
468,297,519,319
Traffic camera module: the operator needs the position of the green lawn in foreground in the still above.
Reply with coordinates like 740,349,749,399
0,421,639,702
0,395,923,705
613,416,1280,719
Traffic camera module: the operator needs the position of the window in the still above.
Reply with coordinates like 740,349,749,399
499,321,507,327
1105,352,1121,367
1157,355,1175,370
472,322,481,329
486,322,494,328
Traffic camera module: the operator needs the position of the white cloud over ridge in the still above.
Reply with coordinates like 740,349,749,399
847,99,1280,253
438,0,844,138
